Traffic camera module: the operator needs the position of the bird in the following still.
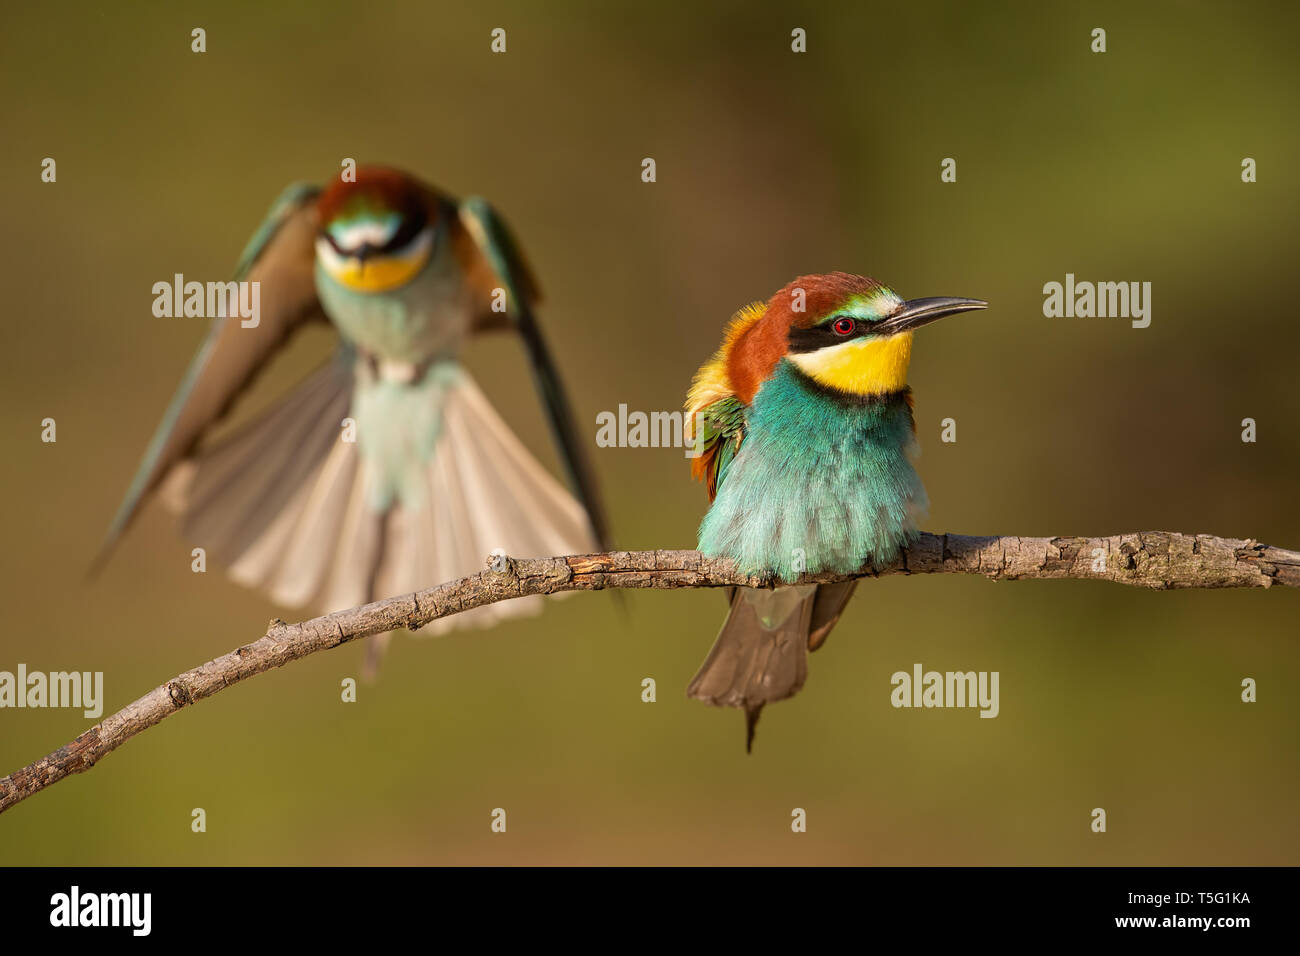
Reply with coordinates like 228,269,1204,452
684,272,987,750
99,165,611,671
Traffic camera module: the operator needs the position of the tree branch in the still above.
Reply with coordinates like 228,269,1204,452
2,531,1296,814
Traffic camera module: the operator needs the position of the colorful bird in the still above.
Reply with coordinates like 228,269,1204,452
685,272,986,750
100,166,611,670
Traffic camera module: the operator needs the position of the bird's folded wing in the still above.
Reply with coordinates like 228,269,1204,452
684,302,768,501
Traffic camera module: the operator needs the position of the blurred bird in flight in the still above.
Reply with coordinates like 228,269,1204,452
685,272,986,750
100,166,610,671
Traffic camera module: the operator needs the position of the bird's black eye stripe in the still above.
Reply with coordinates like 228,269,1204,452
377,206,430,254
318,207,431,258
787,317,870,353
322,231,348,256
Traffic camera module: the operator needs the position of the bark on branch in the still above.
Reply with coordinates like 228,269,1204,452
2,531,1296,815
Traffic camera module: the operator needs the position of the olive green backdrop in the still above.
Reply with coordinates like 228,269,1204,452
1,0,1296,864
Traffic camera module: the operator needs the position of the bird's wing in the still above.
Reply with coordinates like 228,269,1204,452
96,182,326,565
685,302,769,500
688,394,747,500
456,196,612,552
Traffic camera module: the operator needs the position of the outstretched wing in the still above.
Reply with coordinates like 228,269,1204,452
96,182,326,566
457,196,612,552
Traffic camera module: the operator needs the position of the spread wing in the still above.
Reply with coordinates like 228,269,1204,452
95,182,326,567
457,196,612,552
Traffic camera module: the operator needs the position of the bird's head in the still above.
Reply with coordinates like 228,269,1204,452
315,167,441,293
727,272,987,400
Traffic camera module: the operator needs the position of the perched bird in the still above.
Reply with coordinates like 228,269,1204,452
101,166,610,669
685,272,986,749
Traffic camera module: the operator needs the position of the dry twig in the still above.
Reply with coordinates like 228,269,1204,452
2,531,1296,815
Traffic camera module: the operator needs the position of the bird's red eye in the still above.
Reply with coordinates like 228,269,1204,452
832,317,856,336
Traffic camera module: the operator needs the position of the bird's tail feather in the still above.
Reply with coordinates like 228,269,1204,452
687,584,818,752
688,580,858,750
163,357,597,669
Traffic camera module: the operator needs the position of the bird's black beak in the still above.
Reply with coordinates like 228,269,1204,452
872,297,988,337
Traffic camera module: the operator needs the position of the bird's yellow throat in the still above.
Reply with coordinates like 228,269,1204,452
315,232,433,293
787,332,913,395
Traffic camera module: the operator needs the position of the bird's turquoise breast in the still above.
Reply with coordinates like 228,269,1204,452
314,254,473,365
314,251,477,514
698,360,928,581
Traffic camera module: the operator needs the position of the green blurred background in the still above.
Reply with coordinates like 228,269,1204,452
1,0,1297,864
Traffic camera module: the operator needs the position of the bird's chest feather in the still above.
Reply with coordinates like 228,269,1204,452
315,253,474,364
698,360,928,581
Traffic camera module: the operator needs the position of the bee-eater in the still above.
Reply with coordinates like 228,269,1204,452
101,166,610,668
685,272,986,750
